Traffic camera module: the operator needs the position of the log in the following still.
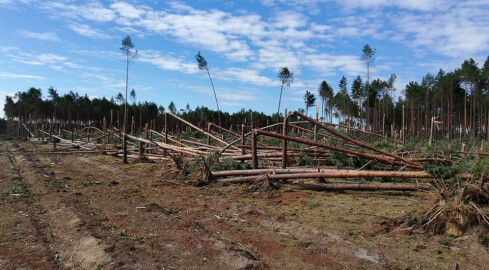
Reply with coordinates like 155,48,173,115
238,145,328,154
1,150,118,155
252,131,258,169
64,132,111,150
39,130,91,150
408,157,454,163
216,170,474,184
255,129,421,169
209,122,240,139
292,182,430,191
165,112,238,150
126,133,209,156
282,108,288,169
218,121,309,155
322,121,407,146
231,152,330,161
291,111,418,167
211,167,337,177
459,151,489,156
123,134,128,164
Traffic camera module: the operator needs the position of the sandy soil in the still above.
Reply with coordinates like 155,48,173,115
0,140,488,269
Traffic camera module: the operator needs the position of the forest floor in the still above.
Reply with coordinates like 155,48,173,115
1,139,488,270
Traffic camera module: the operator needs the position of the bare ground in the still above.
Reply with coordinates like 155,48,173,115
0,140,488,269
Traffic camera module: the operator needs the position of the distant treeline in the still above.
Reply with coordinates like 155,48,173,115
2,87,285,133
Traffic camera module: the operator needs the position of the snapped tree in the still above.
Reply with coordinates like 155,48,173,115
277,67,294,123
361,44,376,130
318,80,333,123
304,90,316,116
196,52,221,127
120,35,138,134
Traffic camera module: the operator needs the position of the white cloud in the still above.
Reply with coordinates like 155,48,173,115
0,71,45,80
18,30,60,41
393,2,489,58
42,1,115,22
110,1,147,19
181,83,257,103
303,53,364,76
138,50,199,74
218,68,277,87
7,50,68,66
38,53,66,64
67,23,112,39
260,0,455,12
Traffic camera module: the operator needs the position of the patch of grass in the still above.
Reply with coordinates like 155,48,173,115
307,202,320,209
10,166,19,173
9,185,29,195
337,216,348,222
80,181,101,187
405,216,423,227
95,264,103,270
136,237,145,245
237,248,257,260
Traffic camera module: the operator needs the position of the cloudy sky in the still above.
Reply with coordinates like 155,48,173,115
1,0,489,118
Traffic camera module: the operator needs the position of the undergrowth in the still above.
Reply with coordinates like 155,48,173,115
183,151,249,175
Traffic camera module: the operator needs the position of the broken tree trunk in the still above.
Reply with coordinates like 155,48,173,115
292,111,418,167
165,112,238,150
282,108,288,169
292,182,430,192
255,129,421,169
211,167,335,177
216,170,474,184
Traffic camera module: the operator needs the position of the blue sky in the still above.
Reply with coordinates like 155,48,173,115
1,0,489,118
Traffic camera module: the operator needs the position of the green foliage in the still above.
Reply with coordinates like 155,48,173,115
325,138,368,169
195,52,208,70
261,136,279,146
177,130,204,139
188,151,249,173
214,157,249,171
295,153,310,166
0,118,6,134
329,151,350,168
303,90,316,115
423,164,460,180
278,67,294,87
372,141,396,152
471,157,489,180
